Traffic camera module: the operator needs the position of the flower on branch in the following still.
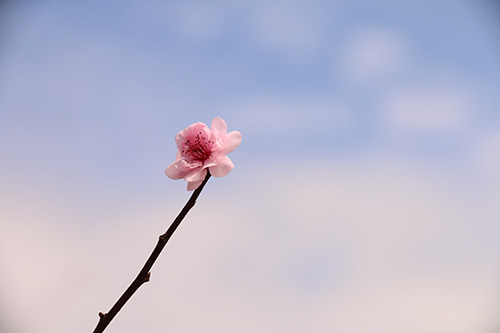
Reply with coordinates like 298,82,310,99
165,117,242,190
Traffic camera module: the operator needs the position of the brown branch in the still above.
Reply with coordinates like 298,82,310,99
92,171,212,333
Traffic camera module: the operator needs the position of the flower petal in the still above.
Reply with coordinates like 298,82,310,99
175,131,186,151
209,155,234,177
184,168,207,182
211,117,227,138
165,159,190,179
223,130,242,154
166,118,240,190
187,180,203,191
203,159,218,169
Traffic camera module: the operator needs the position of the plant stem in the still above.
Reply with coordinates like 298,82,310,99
92,171,212,333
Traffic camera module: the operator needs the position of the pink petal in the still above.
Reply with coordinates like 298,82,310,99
187,180,203,191
223,130,242,154
177,123,210,151
165,159,190,179
209,155,234,177
203,160,217,169
184,168,207,182
175,131,186,150
211,117,227,138
186,123,210,138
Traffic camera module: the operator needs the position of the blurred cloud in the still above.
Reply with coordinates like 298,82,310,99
0,0,499,332
166,3,228,43
474,130,500,183
1,160,499,332
340,27,410,84
227,96,354,133
381,80,473,134
245,1,329,62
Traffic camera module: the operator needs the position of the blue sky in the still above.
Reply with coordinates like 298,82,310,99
1,1,500,332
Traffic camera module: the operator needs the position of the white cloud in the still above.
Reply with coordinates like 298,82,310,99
339,27,409,83
381,81,473,134
474,130,500,182
245,1,328,61
164,2,230,44
1,158,498,333
226,96,354,134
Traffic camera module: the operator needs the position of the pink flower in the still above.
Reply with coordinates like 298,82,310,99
165,117,242,190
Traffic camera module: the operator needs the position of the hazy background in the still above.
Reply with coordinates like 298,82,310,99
1,0,500,332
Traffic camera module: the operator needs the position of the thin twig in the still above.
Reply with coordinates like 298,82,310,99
92,171,212,333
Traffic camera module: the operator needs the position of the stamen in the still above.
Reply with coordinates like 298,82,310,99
183,132,212,162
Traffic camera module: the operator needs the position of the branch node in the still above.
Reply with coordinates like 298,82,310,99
98,312,106,318
144,272,151,283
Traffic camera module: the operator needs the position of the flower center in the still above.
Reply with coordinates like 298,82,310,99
182,131,213,162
